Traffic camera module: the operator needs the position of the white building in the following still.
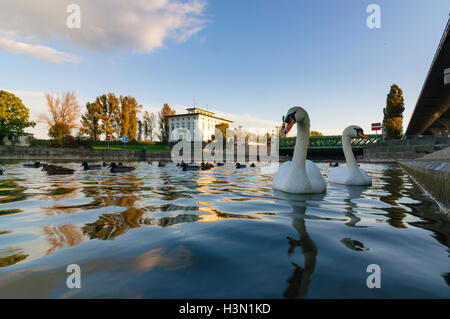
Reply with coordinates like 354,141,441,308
167,108,233,142
2,133,33,146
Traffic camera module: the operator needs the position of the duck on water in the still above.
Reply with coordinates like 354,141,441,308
109,162,135,173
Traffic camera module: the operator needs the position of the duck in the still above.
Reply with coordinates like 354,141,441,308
102,162,109,167
236,163,246,169
157,162,166,167
46,165,75,175
109,162,135,173
201,161,214,170
250,163,256,168
0,167,4,175
82,162,102,171
273,106,326,194
181,162,200,171
23,162,42,168
328,125,372,186
42,164,63,171
217,162,225,166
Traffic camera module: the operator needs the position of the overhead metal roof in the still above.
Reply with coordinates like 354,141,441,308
405,17,450,135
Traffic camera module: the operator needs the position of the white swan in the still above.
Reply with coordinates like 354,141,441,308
273,107,326,194
328,125,372,186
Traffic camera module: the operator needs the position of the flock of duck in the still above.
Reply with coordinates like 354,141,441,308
272,106,372,194
176,161,255,171
6,160,258,175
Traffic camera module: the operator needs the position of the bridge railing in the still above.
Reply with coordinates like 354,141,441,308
279,134,381,150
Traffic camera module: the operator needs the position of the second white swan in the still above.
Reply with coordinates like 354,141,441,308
273,107,326,194
328,125,372,186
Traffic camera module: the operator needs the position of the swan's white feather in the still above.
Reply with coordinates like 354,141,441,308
328,165,372,186
273,160,326,194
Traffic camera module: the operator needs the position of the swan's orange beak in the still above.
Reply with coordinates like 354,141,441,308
284,117,295,135
357,131,369,139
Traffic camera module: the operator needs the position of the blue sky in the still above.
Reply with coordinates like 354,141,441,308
1,0,449,138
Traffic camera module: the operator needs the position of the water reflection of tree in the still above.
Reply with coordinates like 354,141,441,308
39,181,82,215
0,248,28,268
43,224,85,255
0,179,28,205
82,207,144,240
82,203,260,240
379,165,408,228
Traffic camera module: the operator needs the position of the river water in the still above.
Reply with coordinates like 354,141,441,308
0,162,448,298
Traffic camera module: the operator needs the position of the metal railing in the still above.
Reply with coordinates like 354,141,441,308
279,134,382,150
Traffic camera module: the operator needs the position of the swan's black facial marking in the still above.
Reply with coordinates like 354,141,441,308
354,127,368,139
285,112,296,124
354,128,363,135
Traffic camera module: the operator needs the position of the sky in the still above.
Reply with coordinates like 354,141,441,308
0,0,449,139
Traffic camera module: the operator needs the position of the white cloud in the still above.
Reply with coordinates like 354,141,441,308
0,37,82,64
0,0,207,63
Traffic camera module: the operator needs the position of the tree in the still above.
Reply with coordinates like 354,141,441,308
0,90,35,143
138,120,143,141
216,123,229,138
158,104,175,143
41,91,81,147
116,95,142,140
310,130,323,136
80,102,104,140
383,84,405,140
97,93,120,139
148,112,156,141
48,122,70,144
143,111,156,141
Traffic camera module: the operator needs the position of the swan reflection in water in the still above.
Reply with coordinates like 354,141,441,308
273,190,324,299
274,184,374,298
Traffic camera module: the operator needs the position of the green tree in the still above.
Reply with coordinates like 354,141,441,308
48,122,70,146
80,102,104,140
383,84,405,140
310,130,323,136
158,104,175,143
0,90,35,143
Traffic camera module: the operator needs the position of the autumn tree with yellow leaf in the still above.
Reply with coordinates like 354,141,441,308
383,84,405,140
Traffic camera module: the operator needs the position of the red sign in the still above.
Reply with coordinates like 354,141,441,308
372,123,382,131
106,135,111,141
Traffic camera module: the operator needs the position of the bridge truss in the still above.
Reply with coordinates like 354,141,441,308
279,134,381,150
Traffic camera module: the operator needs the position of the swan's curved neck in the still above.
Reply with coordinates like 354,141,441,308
342,135,359,171
292,118,310,170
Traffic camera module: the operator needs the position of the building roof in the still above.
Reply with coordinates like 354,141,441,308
166,108,233,123
405,17,450,135
186,107,214,114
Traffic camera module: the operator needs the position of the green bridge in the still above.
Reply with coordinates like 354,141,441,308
279,134,381,150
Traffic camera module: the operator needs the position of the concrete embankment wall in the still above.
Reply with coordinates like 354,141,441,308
0,146,171,162
362,142,438,163
399,160,450,216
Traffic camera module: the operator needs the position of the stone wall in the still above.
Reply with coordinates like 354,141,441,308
362,141,447,163
0,146,171,162
399,160,450,216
